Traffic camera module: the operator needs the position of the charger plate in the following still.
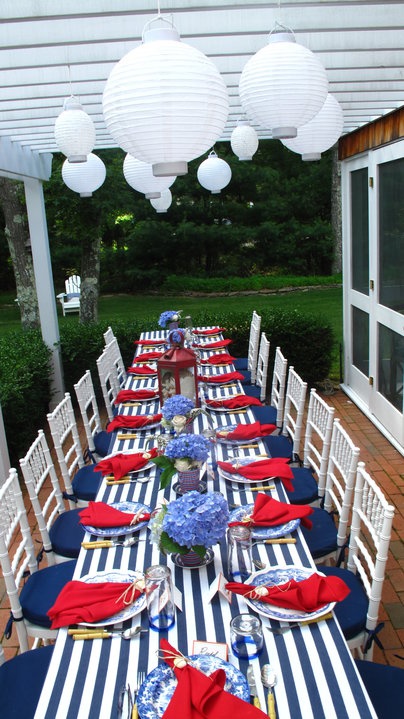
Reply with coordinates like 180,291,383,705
215,425,261,445
81,501,151,537
218,457,274,485
228,504,300,539
137,654,249,719
79,569,146,627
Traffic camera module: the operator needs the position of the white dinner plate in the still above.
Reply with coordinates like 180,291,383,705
137,654,249,718
215,425,261,445
228,504,300,539
242,566,336,622
118,420,161,432
78,569,146,627
81,501,151,537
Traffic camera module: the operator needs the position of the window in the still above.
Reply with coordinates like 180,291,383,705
379,158,404,313
351,168,369,295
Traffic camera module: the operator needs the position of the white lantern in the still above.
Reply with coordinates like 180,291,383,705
239,30,328,139
197,151,232,194
123,155,175,199
103,20,229,177
62,153,106,197
150,189,172,213
54,96,96,162
281,94,344,160
230,121,259,161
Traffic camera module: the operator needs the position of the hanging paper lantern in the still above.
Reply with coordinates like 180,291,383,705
123,155,175,199
150,189,172,213
103,20,229,177
197,151,232,194
239,30,328,139
62,153,106,197
230,121,259,161
54,96,96,162
281,94,344,160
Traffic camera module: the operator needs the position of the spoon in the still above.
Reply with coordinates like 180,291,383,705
261,664,277,719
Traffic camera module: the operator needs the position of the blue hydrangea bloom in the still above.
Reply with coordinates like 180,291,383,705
158,310,180,328
162,395,195,421
165,434,210,463
162,491,229,548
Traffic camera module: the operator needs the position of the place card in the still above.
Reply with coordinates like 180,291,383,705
207,572,232,604
192,640,228,661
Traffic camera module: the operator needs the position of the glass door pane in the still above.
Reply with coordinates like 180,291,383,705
351,167,369,295
378,324,404,412
379,157,404,313
352,306,369,376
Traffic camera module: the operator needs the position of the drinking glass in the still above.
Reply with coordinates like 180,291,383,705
230,614,263,659
144,565,175,631
227,525,252,581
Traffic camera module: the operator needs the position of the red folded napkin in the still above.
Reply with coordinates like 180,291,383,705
200,354,236,366
206,395,263,409
225,573,350,613
198,371,245,384
94,447,159,479
194,339,232,349
160,639,265,719
127,365,157,375
48,579,144,629
229,492,313,529
134,339,164,346
79,501,150,528
194,327,226,336
216,421,276,440
106,413,162,433
217,456,294,491
114,389,157,404
133,351,163,362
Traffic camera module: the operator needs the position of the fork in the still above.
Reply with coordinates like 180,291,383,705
132,671,145,718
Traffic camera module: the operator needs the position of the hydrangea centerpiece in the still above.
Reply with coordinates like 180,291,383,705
150,491,229,558
158,310,182,329
161,394,205,435
151,433,211,489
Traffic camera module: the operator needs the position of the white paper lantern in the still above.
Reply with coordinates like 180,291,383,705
54,96,96,162
281,94,344,160
150,189,172,213
230,122,259,161
239,31,328,139
123,155,175,199
103,22,229,177
62,153,106,197
197,151,232,194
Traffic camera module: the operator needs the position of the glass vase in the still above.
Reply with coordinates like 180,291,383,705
172,548,214,569
177,468,200,493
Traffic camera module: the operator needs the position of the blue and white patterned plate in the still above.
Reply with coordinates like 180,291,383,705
81,501,151,537
228,504,300,539
218,457,274,484
137,654,249,718
79,569,146,627
215,425,262,445
243,566,335,622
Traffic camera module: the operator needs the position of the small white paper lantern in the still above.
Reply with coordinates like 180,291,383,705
123,155,175,199
150,189,172,213
103,21,229,177
62,153,106,197
230,121,259,161
54,96,96,162
281,94,344,160
239,30,328,139
197,151,232,194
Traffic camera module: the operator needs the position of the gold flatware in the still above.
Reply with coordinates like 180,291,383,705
105,474,131,481
258,538,297,545
261,664,277,719
69,625,147,640
234,444,259,449
81,536,139,549
121,402,141,407
117,433,138,439
266,611,334,634
249,485,276,492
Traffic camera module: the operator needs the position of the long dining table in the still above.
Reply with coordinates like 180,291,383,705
33,327,377,719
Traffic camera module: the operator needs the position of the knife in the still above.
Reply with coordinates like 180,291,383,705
246,665,261,709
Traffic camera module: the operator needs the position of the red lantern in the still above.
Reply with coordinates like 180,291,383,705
157,330,199,407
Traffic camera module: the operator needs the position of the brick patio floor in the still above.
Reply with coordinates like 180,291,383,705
1,387,403,668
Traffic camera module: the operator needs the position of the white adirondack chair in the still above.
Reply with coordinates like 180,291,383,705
56,275,81,315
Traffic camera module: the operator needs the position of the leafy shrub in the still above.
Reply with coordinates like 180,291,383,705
162,273,341,294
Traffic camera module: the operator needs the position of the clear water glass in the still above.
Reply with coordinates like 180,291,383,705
144,565,175,632
230,613,264,659
227,525,252,582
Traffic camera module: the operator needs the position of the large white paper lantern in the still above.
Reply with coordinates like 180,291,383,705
54,96,96,162
197,151,232,194
123,155,175,199
239,30,328,139
62,153,106,197
230,121,259,161
282,94,344,160
150,189,172,213
103,21,229,177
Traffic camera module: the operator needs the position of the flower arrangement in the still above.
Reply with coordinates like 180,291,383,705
160,394,204,435
158,310,182,328
151,433,211,488
150,491,229,558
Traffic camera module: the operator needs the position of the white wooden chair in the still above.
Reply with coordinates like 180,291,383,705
105,337,127,388
103,326,115,345
250,345,288,428
20,430,85,563
234,310,261,380
56,274,81,316
74,369,110,460
320,462,395,659
0,469,76,652
96,348,121,421
263,366,307,462
244,331,271,401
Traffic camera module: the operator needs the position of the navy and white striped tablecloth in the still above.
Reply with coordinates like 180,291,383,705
34,330,377,719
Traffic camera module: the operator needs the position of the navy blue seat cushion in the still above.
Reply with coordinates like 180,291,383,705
20,559,76,628
0,644,54,718
300,506,338,558
285,466,319,505
94,429,111,457
355,660,404,718
262,433,292,459
240,370,252,385
49,509,85,558
233,357,248,371
72,463,102,502
318,565,369,640
251,405,277,425
244,385,262,400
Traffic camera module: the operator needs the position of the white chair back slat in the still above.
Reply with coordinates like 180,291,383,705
254,332,270,401
74,370,103,454
270,346,288,429
281,367,308,460
47,394,85,508
103,326,115,345
96,350,120,420
303,389,335,499
105,337,127,388
247,311,261,382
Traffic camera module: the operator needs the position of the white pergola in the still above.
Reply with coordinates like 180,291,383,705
0,1,403,472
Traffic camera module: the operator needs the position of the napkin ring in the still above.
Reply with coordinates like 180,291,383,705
159,646,189,669
117,579,145,606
